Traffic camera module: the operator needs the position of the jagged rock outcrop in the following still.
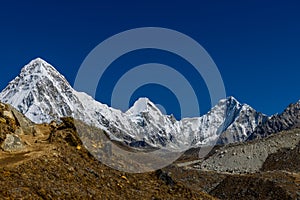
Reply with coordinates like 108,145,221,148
249,102,300,140
0,102,25,151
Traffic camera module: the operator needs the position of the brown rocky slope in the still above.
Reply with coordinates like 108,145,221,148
0,102,299,199
0,102,214,199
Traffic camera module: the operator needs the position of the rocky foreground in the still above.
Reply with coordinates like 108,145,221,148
0,102,299,199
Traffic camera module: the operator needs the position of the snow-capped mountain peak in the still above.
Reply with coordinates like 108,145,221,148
0,58,76,122
24,57,55,71
0,58,268,149
126,97,162,116
20,57,69,84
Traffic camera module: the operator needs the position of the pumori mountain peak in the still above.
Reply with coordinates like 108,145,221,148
25,57,55,71
20,57,69,84
0,58,76,123
0,58,268,148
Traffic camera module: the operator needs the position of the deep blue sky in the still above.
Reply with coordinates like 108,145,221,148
0,0,300,117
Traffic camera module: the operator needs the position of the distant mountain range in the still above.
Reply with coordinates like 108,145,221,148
0,58,298,149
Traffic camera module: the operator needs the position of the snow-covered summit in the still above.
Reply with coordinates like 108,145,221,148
0,58,268,148
24,57,57,71
126,97,162,116
0,58,76,122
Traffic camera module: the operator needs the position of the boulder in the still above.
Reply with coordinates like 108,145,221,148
3,110,14,120
0,117,6,123
1,134,25,152
10,106,33,135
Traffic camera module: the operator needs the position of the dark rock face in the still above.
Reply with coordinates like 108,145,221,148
249,102,300,140
129,140,152,148
155,169,175,186
261,141,300,173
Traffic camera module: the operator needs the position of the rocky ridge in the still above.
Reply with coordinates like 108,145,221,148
249,101,300,140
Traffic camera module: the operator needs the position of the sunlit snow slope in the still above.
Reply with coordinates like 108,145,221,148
0,58,268,149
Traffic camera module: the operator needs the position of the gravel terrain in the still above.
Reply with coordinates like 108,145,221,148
200,129,300,173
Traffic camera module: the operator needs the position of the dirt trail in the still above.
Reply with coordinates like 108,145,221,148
0,124,56,168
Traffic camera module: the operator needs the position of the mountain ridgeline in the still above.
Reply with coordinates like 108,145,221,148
249,102,300,140
0,58,297,149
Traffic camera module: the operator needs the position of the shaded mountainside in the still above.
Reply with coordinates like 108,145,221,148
210,171,300,200
261,140,300,173
163,165,300,200
249,102,300,140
